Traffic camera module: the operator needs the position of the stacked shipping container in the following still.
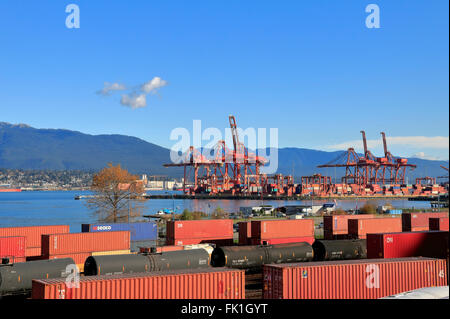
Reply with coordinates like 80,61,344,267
82,222,157,252
348,217,402,239
166,220,234,246
32,268,245,299
250,219,315,245
41,231,131,271
263,258,447,299
0,236,26,263
367,231,449,259
323,214,375,240
402,212,449,232
0,225,70,258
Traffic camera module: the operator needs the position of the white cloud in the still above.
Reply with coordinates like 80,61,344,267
410,152,443,161
97,82,126,96
120,93,147,109
98,77,168,109
141,77,168,94
325,136,449,151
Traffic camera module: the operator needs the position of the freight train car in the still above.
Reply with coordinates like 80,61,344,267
312,239,367,261
210,242,314,271
84,248,210,276
0,258,75,296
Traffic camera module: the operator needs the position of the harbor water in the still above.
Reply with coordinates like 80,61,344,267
0,190,433,230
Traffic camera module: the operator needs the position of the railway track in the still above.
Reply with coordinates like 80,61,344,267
245,272,263,299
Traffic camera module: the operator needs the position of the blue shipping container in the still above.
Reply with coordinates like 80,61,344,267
81,222,157,241
386,209,402,215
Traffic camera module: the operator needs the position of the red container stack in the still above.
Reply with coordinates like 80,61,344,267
402,212,449,232
429,217,449,231
32,268,245,299
0,225,70,257
348,217,402,239
323,214,375,240
166,220,234,246
41,231,131,270
250,219,315,245
0,236,26,263
367,231,449,259
263,257,447,299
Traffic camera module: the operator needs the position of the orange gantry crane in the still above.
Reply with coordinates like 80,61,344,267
377,132,416,184
317,131,417,195
164,115,293,196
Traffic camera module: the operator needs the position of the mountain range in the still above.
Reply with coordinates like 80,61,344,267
0,122,448,181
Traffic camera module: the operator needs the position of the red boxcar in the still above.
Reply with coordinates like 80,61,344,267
238,222,252,245
0,236,26,262
402,212,449,232
250,236,315,245
41,231,130,256
251,219,314,240
429,217,449,231
166,219,233,239
32,268,245,299
367,231,449,259
348,218,402,239
0,225,70,252
263,257,447,299
324,214,375,240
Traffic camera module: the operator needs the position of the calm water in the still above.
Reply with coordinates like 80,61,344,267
0,191,431,231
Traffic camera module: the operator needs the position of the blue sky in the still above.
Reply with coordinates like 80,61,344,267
0,1,448,160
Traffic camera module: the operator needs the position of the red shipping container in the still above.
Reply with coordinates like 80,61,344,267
348,218,402,239
166,237,233,246
250,236,315,245
153,246,184,253
32,268,245,299
324,215,375,239
166,220,233,240
25,247,42,257
367,231,449,259
0,225,70,248
402,212,449,232
263,257,447,299
41,231,130,256
0,236,26,259
429,218,449,231
238,222,252,245
251,219,314,240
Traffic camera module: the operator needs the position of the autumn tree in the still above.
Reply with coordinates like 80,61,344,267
85,163,145,223
360,201,377,214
